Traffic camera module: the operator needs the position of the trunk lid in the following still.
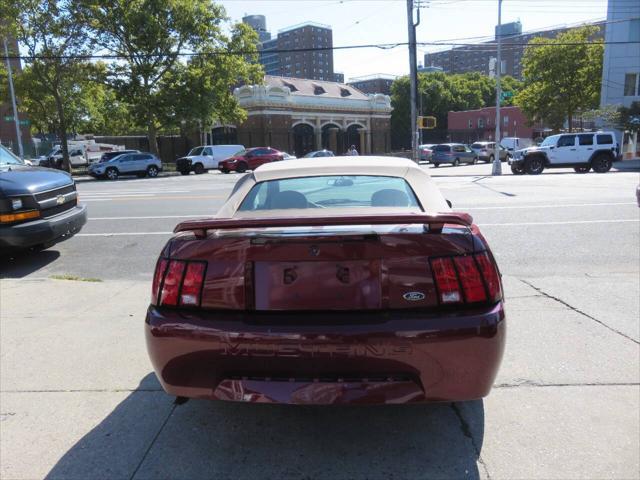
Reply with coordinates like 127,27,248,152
169,214,477,312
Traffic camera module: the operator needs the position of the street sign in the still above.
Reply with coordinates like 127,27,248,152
501,91,514,100
418,116,437,129
3,116,29,126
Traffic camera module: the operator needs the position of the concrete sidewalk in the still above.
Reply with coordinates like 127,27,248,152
1,276,638,479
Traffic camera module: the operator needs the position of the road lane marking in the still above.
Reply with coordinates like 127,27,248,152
480,219,639,226
462,202,636,210
81,194,226,202
77,232,173,236
90,215,211,220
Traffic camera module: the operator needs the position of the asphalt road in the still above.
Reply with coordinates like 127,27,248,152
1,161,639,479
1,163,638,281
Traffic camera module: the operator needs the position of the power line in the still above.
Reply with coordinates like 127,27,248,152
3,39,638,61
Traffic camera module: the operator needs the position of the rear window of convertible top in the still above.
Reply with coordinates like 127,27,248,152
238,175,422,211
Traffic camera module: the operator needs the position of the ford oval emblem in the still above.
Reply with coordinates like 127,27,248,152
403,291,425,301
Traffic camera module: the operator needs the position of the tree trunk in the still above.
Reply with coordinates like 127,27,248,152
567,111,573,133
53,92,71,172
148,122,159,156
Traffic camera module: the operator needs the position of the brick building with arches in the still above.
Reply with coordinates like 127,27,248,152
231,76,392,157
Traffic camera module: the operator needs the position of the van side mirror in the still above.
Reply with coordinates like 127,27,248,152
446,199,452,208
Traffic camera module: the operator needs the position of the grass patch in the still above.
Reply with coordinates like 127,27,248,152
50,274,103,282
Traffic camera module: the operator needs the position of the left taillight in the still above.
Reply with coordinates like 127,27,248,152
151,258,207,307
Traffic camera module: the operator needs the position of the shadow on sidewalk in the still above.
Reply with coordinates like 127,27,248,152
45,374,486,479
0,249,60,279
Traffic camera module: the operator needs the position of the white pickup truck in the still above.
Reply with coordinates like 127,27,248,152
38,141,126,169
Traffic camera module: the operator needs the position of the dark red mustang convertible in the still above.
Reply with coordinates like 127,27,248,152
146,157,505,404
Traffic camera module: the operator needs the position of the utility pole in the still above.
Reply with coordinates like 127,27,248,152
407,0,420,163
3,37,24,160
492,0,503,175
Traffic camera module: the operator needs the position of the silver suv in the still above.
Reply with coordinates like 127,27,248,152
509,132,618,175
89,152,162,180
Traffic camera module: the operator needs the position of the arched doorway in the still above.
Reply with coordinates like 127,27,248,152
321,123,343,154
293,123,315,157
345,124,364,154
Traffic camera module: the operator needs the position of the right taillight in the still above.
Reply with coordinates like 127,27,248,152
430,252,502,305
152,258,207,307
474,251,502,302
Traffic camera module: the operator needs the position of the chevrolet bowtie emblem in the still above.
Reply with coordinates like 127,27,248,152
56,195,65,205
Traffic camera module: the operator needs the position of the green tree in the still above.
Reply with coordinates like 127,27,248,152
2,0,93,170
391,71,521,149
617,101,640,133
158,22,262,135
515,26,603,131
80,0,262,155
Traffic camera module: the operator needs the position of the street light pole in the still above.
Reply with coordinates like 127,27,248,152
492,0,503,175
3,37,24,160
407,0,420,163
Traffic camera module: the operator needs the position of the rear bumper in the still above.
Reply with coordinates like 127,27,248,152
145,303,506,404
0,204,87,250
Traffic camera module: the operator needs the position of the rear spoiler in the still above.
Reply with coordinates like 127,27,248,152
174,212,473,235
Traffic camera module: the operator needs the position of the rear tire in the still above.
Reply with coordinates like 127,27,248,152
525,156,545,175
511,164,525,175
147,165,159,178
574,166,590,173
453,158,460,167
220,168,230,174
193,163,205,175
489,154,495,163
106,167,119,180
236,162,248,173
472,156,478,165
433,163,440,168
591,154,612,173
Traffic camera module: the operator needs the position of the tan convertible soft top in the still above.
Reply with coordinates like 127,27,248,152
215,156,450,218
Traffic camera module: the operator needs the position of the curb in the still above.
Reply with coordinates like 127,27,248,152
613,160,640,172
73,171,182,183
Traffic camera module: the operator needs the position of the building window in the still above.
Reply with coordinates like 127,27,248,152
624,73,638,96
503,115,509,126
629,19,640,42
478,118,484,128
468,119,473,128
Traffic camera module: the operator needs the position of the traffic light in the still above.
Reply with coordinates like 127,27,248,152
418,116,436,129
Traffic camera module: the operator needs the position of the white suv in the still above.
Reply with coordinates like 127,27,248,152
509,132,618,175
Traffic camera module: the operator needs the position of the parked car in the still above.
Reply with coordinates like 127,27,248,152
282,152,297,160
303,150,334,158
430,143,478,167
218,147,285,173
176,145,245,175
508,131,618,175
88,152,162,180
470,142,510,163
99,149,139,163
500,137,534,153
146,157,506,404
418,144,436,163
0,144,87,252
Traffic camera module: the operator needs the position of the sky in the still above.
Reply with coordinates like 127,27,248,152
219,0,612,81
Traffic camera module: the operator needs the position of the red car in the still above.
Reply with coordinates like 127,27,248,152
218,147,284,173
146,157,506,404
